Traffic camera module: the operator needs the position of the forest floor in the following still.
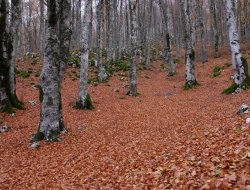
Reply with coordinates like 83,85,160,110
0,48,250,189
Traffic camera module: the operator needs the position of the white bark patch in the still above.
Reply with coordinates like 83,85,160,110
226,0,246,86
78,0,92,107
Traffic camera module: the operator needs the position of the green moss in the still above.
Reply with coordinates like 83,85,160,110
222,57,250,94
75,93,94,110
173,57,180,64
31,131,45,142
20,71,30,78
2,100,15,113
212,65,222,77
88,76,99,85
183,81,199,90
46,130,60,142
222,83,238,94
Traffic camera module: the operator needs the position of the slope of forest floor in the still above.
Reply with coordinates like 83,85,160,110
0,48,250,189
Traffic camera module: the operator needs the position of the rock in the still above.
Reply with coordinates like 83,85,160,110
0,125,10,133
246,118,250,124
237,103,250,115
235,88,242,93
30,142,40,149
28,100,37,107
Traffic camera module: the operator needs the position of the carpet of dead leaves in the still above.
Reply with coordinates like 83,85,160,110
0,48,250,190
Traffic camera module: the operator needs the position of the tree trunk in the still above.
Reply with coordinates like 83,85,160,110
76,0,93,110
159,0,176,76
58,0,72,82
107,0,115,65
97,0,107,82
181,0,198,87
0,0,23,113
225,0,246,87
9,0,21,95
209,0,220,58
39,0,45,54
128,0,138,96
36,0,62,142
196,0,207,63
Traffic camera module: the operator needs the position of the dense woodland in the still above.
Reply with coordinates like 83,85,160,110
0,0,250,189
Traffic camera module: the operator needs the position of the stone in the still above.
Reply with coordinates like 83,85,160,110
30,142,40,149
246,118,250,124
0,125,10,133
237,103,250,115
29,100,37,107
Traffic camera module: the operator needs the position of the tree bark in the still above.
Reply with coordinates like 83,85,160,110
97,0,107,82
76,0,93,109
0,0,22,113
9,0,21,95
226,0,246,87
128,0,138,96
181,0,198,86
159,0,176,76
37,0,63,142
209,0,220,58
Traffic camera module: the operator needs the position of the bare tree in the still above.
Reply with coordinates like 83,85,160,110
34,0,63,142
159,0,176,76
128,0,138,96
97,0,107,82
76,0,94,109
223,0,250,94
181,0,198,88
209,0,220,58
0,0,23,113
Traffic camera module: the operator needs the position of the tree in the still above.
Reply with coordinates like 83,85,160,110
159,0,176,76
107,0,115,65
209,0,220,58
75,0,94,110
128,0,138,96
33,0,64,142
0,0,23,113
195,0,207,63
181,0,198,88
97,0,107,82
9,0,21,99
223,0,250,94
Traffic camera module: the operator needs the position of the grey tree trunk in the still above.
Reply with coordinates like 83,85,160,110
144,0,153,69
181,0,198,87
57,0,72,132
225,0,246,87
58,0,72,82
128,0,138,96
196,0,207,63
39,0,45,54
107,0,115,64
159,0,176,76
37,0,63,142
97,0,107,82
209,0,220,58
0,0,22,113
9,0,21,95
76,0,93,109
